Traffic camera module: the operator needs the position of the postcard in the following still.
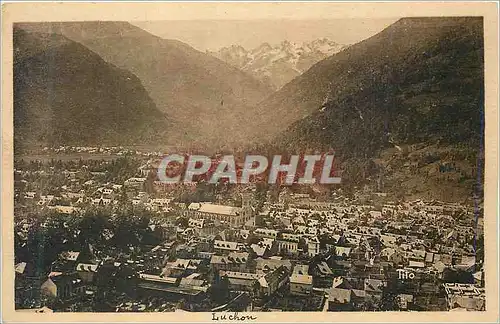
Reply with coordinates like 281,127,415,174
1,2,498,323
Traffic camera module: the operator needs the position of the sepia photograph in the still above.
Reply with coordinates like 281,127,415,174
1,2,499,323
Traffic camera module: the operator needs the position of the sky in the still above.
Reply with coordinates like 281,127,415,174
132,18,399,52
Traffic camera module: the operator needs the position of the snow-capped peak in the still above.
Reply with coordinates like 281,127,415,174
210,38,349,90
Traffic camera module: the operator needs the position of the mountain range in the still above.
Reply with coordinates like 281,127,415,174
13,28,168,151
13,18,485,201
265,17,484,202
209,39,347,90
15,22,273,148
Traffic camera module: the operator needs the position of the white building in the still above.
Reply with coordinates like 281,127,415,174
184,195,254,227
306,236,320,257
290,273,313,296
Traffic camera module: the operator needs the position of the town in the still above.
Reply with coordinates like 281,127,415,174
14,149,485,313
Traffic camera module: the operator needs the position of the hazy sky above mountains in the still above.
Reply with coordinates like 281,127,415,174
132,18,399,51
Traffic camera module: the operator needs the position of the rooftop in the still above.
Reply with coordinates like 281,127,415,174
198,204,241,216
290,274,313,285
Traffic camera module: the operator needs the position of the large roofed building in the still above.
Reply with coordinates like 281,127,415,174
184,194,255,227
199,204,240,216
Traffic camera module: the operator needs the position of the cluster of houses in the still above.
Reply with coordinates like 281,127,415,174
17,164,174,214
14,157,485,312
41,145,164,157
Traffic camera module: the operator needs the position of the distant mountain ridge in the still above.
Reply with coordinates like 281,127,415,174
209,38,348,90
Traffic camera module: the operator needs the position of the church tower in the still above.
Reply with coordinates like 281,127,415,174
241,192,255,227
